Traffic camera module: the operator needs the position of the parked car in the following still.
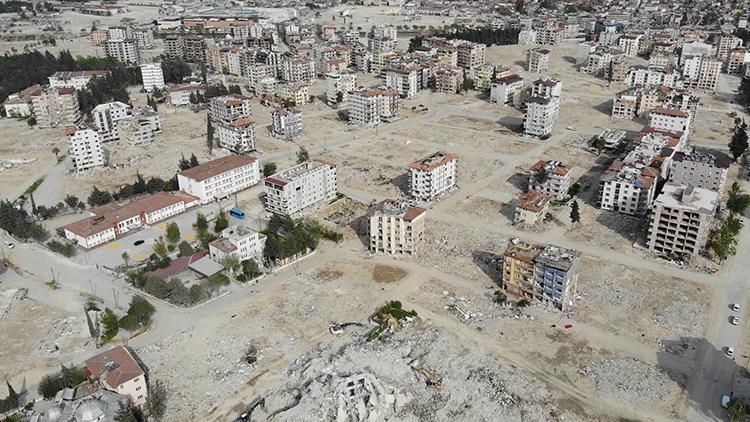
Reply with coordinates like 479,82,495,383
2,241,14,249
732,303,741,312
731,316,740,326
726,347,735,357
721,394,732,409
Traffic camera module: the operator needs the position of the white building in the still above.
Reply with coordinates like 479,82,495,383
271,107,303,140
168,83,206,106
31,86,81,128
215,117,257,153
528,160,572,200
85,347,149,407
490,74,524,105
140,63,165,92
649,108,692,138
177,154,260,204
618,34,641,57
264,159,338,216
527,48,550,73
625,68,680,88
518,29,537,45
514,191,552,225
49,70,109,90
325,71,357,104
209,225,266,264
104,38,141,64
368,199,426,255
209,94,253,122
408,151,458,203
92,101,131,142
669,149,731,192
66,125,106,172
116,108,161,145
647,183,718,257
524,96,559,138
348,87,399,127
385,66,420,99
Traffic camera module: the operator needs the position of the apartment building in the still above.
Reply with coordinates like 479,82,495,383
536,27,564,46
165,36,184,60
433,65,464,94
408,151,458,203
501,238,580,310
209,94,253,123
183,36,206,62
62,191,198,249
468,63,495,91
280,56,315,83
684,56,722,92
168,83,206,106
271,107,303,140
178,154,260,204
368,199,426,255
649,108,692,138
348,87,399,127
596,128,627,151
385,66,420,99
669,149,731,192
647,183,718,258
92,101,131,142
139,63,165,92
717,34,743,60
104,38,140,64
325,71,357,104
215,117,256,153
85,347,148,406
618,34,641,57
524,96,559,138
624,68,680,88
518,29,537,45
371,24,397,41
727,48,748,74
49,70,109,90
31,86,81,128
2,84,39,117
597,132,680,215
264,159,337,216
528,160,572,200
455,41,486,69
209,225,266,264
490,74,524,105
277,82,309,106
526,48,550,74
531,78,562,98
66,125,106,172
514,191,552,225
116,108,161,145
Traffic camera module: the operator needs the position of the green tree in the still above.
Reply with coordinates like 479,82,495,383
516,299,531,309
729,121,749,160
37,374,62,399
166,222,181,245
729,398,749,422
145,380,168,421
593,136,606,154
738,77,750,107
52,146,60,161
335,91,344,103
189,153,199,168
263,162,277,176
87,186,113,206
221,254,240,276
493,290,506,305
296,146,309,164
177,240,194,257
711,227,737,262
727,182,750,215
101,308,119,342
64,194,80,208
206,115,214,154
121,251,130,268
153,236,168,258
570,200,580,224
462,77,475,92
214,211,229,233
194,213,209,236
5,380,18,409
113,401,138,422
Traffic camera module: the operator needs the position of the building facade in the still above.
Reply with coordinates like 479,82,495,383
368,199,426,255
177,154,260,204
408,151,458,203
264,159,338,216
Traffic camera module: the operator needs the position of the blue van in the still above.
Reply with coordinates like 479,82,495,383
229,208,245,219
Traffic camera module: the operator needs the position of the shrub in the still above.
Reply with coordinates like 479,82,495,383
177,241,194,257
47,239,76,257
101,308,119,342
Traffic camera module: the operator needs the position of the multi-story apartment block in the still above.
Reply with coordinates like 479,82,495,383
531,78,562,98
209,94,253,123
368,199,426,255
490,74,524,105
271,107,303,140
518,29,537,45
371,24,397,41
104,38,140,64
468,63,495,91
31,86,81,128
116,108,161,145
502,239,580,310
408,151,458,203
209,225,266,264
597,132,681,215
177,154,260,204
514,191,552,225
536,27,564,46
168,83,206,106
727,48,748,74
140,63,165,92
49,70,108,90
277,82,309,106
62,191,198,249
717,34,743,61
648,53,674,71
264,159,337,216
92,101,131,142
215,117,256,153
66,125,106,172
280,55,315,83
85,347,148,406
348,87,399,127
528,160,572,200
165,36,184,60
618,34,641,57
684,56,722,92
524,96,559,138
596,128,627,151
2,84,39,117
130,26,154,49
680,41,714,65
385,65,420,99
325,71,357,104
646,183,718,258
526,48,550,74
455,41,486,69
624,68,680,88
669,149,731,192
649,108,692,138
433,65,464,94
183,36,206,62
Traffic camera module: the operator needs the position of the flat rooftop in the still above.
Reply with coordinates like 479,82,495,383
655,183,718,214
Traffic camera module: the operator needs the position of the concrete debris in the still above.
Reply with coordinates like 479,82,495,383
580,357,681,408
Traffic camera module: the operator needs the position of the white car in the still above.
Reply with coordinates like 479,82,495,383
726,347,735,357
722,394,732,409
731,316,740,326
2,241,14,249
733,304,741,312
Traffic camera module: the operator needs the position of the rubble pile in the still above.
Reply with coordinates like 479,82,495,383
580,357,680,408
652,300,705,338
242,327,582,421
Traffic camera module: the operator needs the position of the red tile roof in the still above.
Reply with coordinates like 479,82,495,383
85,346,144,389
178,154,257,182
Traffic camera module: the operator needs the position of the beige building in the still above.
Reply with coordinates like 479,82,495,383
528,160,572,200
647,183,718,258
408,151,458,203
433,65,464,94
527,48,550,73
31,86,81,128
514,191,552,225
669,149,731,192
348,87,399,127
264,159,338,216
368,199,426,255
66,125,106,172
209,225,266,264
85,346,148,407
